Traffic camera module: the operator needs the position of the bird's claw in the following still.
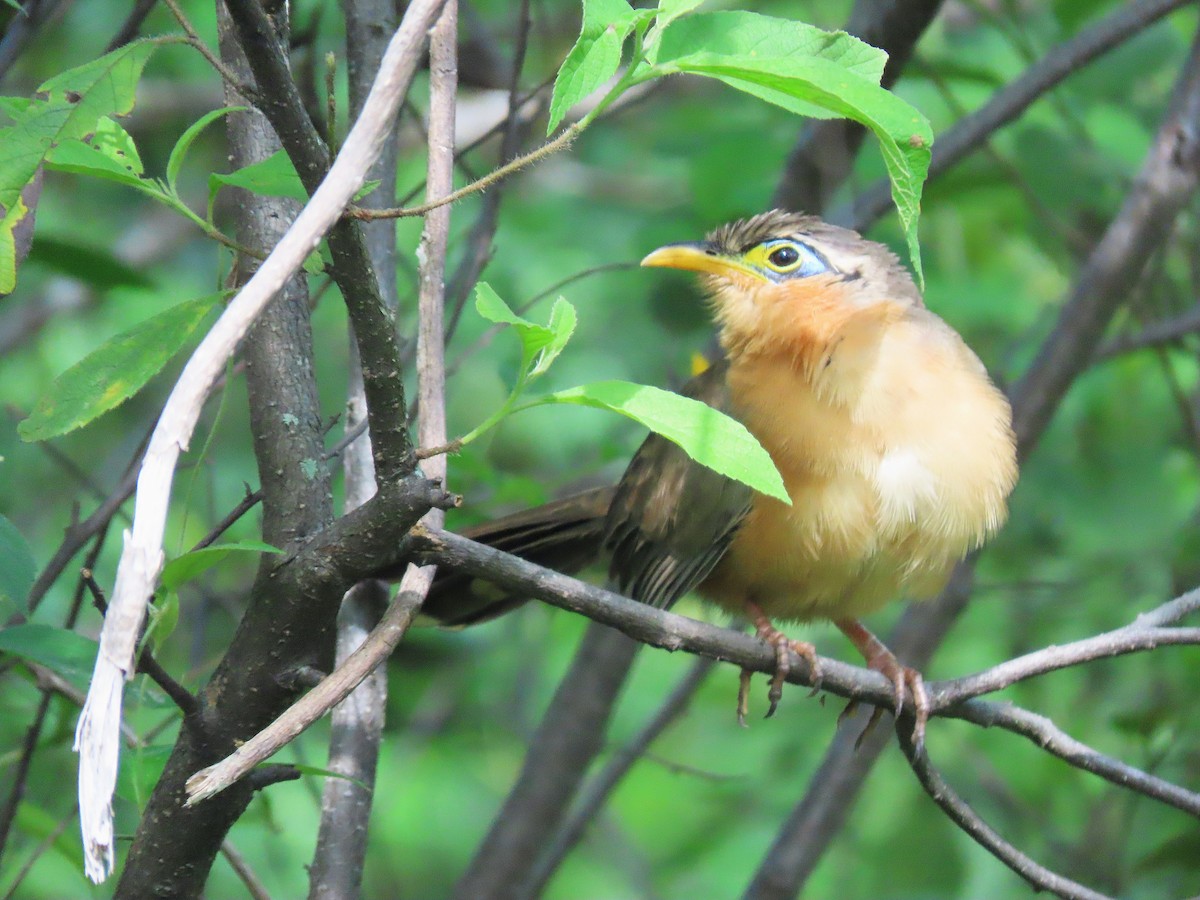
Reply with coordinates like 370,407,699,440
766,636,822,717
746,606,821,721
737,669,752,728
835,620,930,750
866,650,928,750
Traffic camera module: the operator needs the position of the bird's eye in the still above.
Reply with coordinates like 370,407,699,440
767,246,800,268
754,239,829,278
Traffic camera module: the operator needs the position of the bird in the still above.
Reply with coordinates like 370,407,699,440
422,210,1018,741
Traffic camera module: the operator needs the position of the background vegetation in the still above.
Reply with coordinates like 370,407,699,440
1,0,1199,897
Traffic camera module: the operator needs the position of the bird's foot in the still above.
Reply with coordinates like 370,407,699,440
738,601,822,726
835,619,929,749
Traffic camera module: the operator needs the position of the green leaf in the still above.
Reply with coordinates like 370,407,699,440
0,42,159,293
167,106,245,194
474,280,528,327
209,149,380,211
542,380,789,502
38,39,158,142
0,624,99,689
547,0,640,133
0,193,29,295
652,12,887,87
145,591,180,651
18,293,223,441
159,540,284,592
0,514,35,616
474,283,575,382
662,54,931,281
45,118,147,189
0,96,35,120
45,139,145,187
209,149,309,204
0,101,72,214
533,298,577,377
652,0,706,32
90,116,144,173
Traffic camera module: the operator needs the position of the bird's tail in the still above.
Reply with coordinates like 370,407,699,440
419,486,615,626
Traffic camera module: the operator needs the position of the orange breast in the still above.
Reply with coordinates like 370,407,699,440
698,311,1016,624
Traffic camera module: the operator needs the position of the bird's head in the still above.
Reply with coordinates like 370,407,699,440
642,210,921,359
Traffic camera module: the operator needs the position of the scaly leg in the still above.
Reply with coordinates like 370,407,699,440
737,600,822,725
835,618,929,747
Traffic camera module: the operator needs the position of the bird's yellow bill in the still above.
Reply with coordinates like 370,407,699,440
641,242,759,281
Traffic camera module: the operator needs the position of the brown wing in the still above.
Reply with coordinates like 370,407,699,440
603,360,753,609
420,486,613,626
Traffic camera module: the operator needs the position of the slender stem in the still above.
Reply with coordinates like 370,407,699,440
348,122,582,220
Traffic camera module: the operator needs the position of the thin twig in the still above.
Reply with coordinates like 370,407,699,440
0,691,53,867
82,570,204,725
27,427,150,614
161,0,257,99
219,841,274,900
420,528,1200,717
188,486,263,552
442,0,534,346
105,0,160,51
391,72,555,210
415,438,463,460
932,591,1200,704
0,807,74,900
347,122,581,220
896,730,1112,900
946,698,1200,818
1093,304,1200,361
184,567,436,804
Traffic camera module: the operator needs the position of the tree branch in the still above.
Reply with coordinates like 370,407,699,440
185,567,438,805
896,730,1112,900
307,0,399,891
222,0,429,478
413,519,1200,898
946,699,1200,818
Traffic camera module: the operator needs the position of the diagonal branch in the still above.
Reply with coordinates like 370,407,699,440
934,588,1200,704
843,0,1194,231
947,699,1200,818
896,730,1112,900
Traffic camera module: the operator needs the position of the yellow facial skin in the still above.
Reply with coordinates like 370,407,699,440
641,238,821,283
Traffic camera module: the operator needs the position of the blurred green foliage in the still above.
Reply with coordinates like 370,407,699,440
1,0,1199,898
